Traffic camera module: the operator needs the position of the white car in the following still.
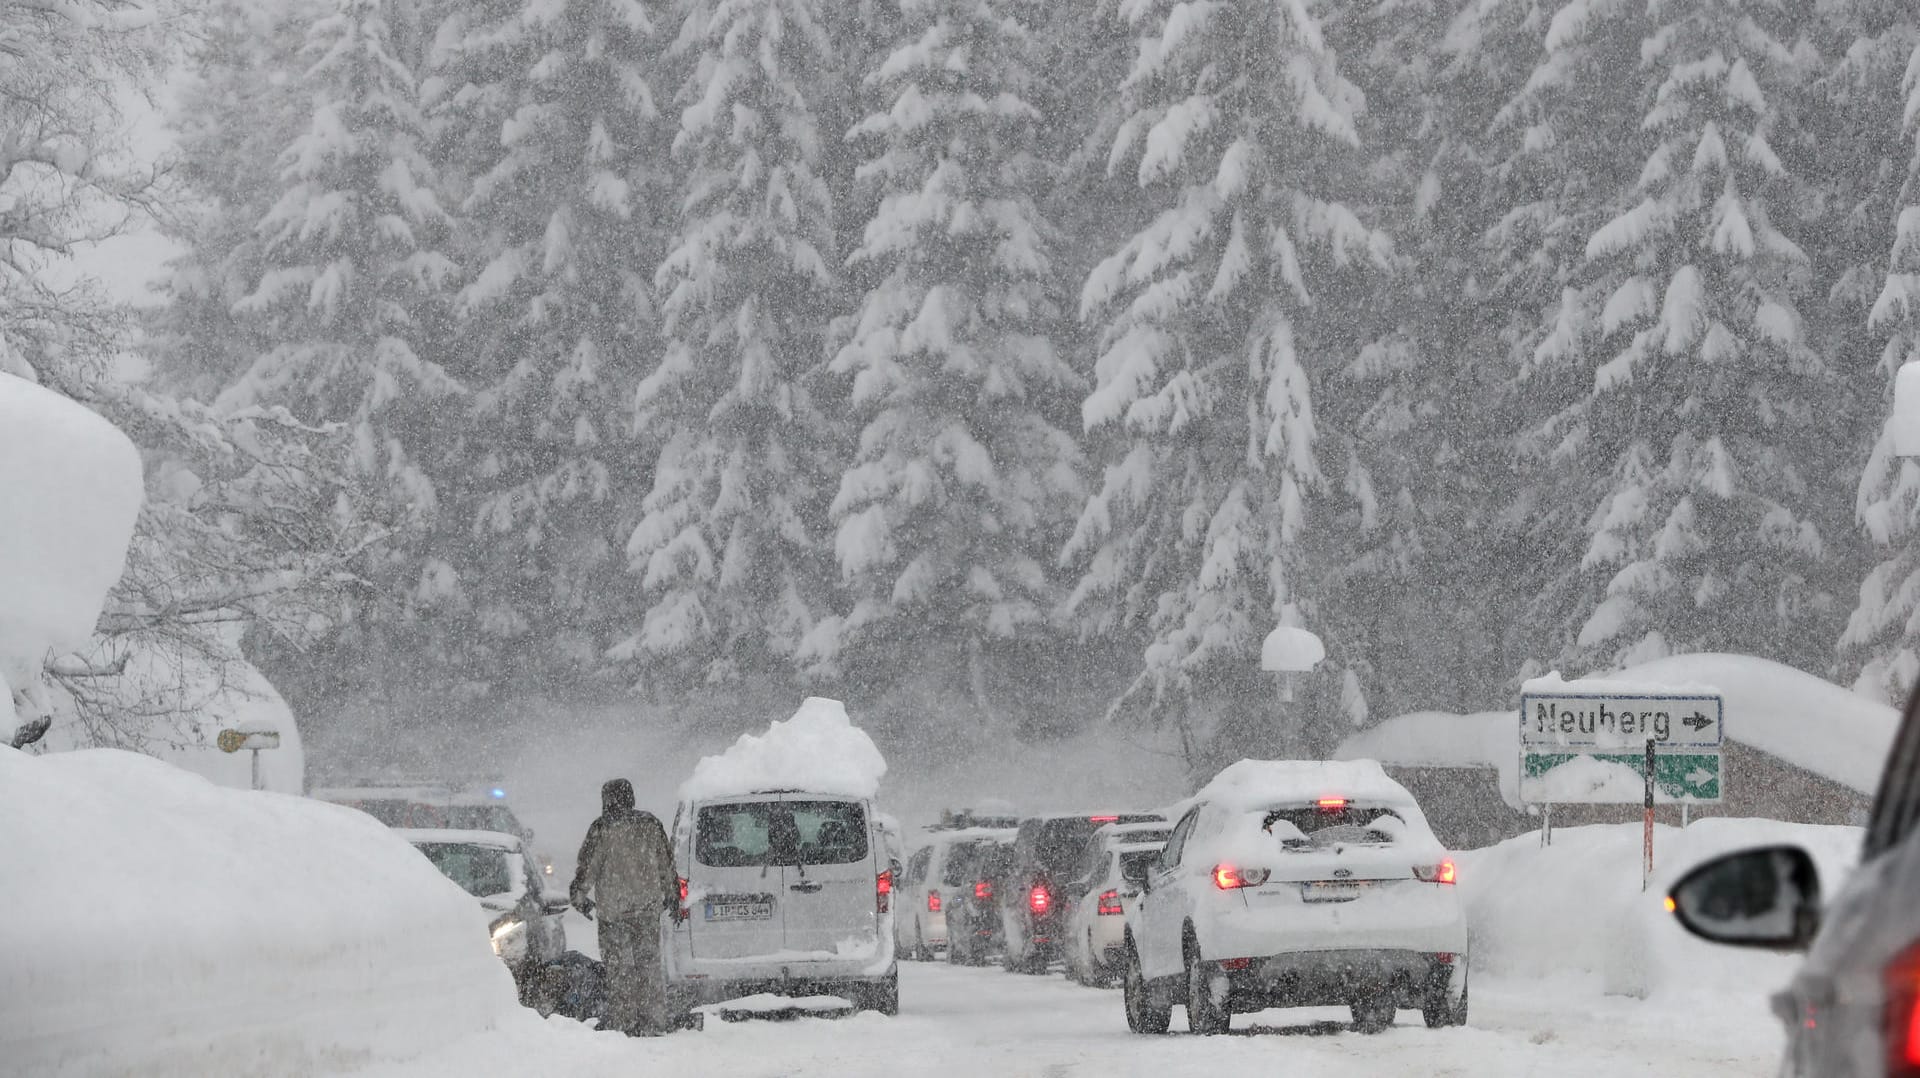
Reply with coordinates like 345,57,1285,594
1122,760,1469,1035
1063,822,1170,986
897,827,1016,960
397,828,568,991
668,791,899,1015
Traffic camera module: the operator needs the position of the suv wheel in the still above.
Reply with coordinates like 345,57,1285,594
1351,991,1397,1034
1422,970,1468,1028
1184,943,1231,1035
857,967,900,1017
1123,945,1171,1034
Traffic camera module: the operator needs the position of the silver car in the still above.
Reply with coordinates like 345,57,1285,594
1669,691,1920,1075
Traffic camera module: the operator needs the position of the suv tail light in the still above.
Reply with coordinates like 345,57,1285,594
1887,938,1920,1074
877,869,894,914
1028,884,1051,915
974,880,993,901
1213,864,1271,890
1413,858,1457,885
1097,888,1123,916
928,890,942,913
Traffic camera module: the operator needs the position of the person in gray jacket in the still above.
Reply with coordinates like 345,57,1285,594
570,778,679,1035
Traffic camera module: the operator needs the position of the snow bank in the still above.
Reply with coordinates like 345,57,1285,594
1337,653,1898,798
680,697,887,802
1457,818,1861,1000
1198,758,1420,812
0,746,521,1076
0,373,144,734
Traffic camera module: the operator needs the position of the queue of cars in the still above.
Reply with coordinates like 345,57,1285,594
900,759,1471,1036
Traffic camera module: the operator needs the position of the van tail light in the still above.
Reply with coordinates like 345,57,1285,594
1028,884,1051,915
974,880,993,901
1213,864,1270,890
675,876,690,922
927,890,942,913
1414,858,1457,885
1887,938,1920,1074
877,869,894,914
1097,889,1123,916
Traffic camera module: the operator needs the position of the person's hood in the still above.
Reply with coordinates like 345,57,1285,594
601,778,635,815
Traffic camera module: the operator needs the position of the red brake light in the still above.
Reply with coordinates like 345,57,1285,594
1028,885,1051,915
1212,864,1270,890
678,876,689,902
1097,888,1123,916
1088,815,1120,823
877,869,894,914
974,880,993,901
1415,858,1458,885
927,890,942,913
1316,797,1347,810
1887,939,1920,1072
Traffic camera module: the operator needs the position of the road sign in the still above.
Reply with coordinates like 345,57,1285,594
1519,692,1722,749
217,729,281,753
1520,751,1723,804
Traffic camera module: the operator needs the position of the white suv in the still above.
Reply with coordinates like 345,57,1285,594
1123,760,1469,1035
668,791,899,1014
1063,822,1170,986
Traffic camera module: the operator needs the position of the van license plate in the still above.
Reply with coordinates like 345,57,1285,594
705,899,774,922
1301,882,1362,902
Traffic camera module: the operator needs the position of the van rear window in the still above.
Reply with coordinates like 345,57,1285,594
696,800,869,867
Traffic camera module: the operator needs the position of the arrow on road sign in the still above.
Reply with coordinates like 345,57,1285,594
1682,712,1714,732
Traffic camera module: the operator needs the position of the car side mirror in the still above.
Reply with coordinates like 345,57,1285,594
541,890,572,916
1120,861,1149,890
1668,845,1821,952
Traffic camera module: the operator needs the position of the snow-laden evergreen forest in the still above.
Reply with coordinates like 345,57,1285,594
8,0,1920,772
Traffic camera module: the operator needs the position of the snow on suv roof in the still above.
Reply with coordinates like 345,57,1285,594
392,828,524,851
1197,759,1415,814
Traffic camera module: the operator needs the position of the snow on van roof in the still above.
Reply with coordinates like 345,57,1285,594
1196,759,1414,813
680,697,887,803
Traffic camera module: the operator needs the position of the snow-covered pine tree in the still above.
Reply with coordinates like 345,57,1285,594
428,0,672,682
1545,0,1843,673
1065,0,1391,766
798,0,1083,711
615,0,840,686
218,0,466,696
1842,9,1920,702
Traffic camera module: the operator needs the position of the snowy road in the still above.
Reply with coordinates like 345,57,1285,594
339,961,1785,1077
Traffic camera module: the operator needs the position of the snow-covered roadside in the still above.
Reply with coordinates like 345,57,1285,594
1458,818,1862,998
0,748,522,1077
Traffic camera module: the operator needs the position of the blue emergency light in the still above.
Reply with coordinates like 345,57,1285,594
490,787,506,800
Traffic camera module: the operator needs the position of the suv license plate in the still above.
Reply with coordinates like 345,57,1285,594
705,900,774,922
1301,881,1362,902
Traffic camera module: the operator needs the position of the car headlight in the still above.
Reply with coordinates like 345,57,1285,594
489,916,526,956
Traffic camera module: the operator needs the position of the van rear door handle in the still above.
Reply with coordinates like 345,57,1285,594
790,881,824,894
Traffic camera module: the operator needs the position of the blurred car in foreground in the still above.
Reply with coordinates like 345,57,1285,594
1001,811,1165,974
1668,688,1920,1076
946,838,1016,966
315,779,557,877
397,828,567,1002
898,826,1016,960
1063,822,1170,986
1123,760,1467,1035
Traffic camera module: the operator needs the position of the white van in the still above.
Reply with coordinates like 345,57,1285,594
668,790,900,1014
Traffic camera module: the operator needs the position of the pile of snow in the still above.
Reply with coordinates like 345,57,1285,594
0,373,144,737
1336,654,1899,801
1195,758,1416,812
680,697,887,802
0,746,521,1076
1458,818,1861,1000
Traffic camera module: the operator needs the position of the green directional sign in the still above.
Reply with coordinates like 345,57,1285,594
1520,751,1722,804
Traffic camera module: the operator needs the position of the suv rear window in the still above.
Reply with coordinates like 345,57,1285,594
1017,815,1161,880
696,800,869,867
1261,805,1407,847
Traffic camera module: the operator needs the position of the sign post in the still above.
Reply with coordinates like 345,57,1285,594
217,724,282,791
1642,739,1655,891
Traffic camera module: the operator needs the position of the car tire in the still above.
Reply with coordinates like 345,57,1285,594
862,967,900,1017
1184,943,1231,1035
1422,970,1468,1028
1123,945,1171,1035
1351,992,1397,1034
913,922,927,962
